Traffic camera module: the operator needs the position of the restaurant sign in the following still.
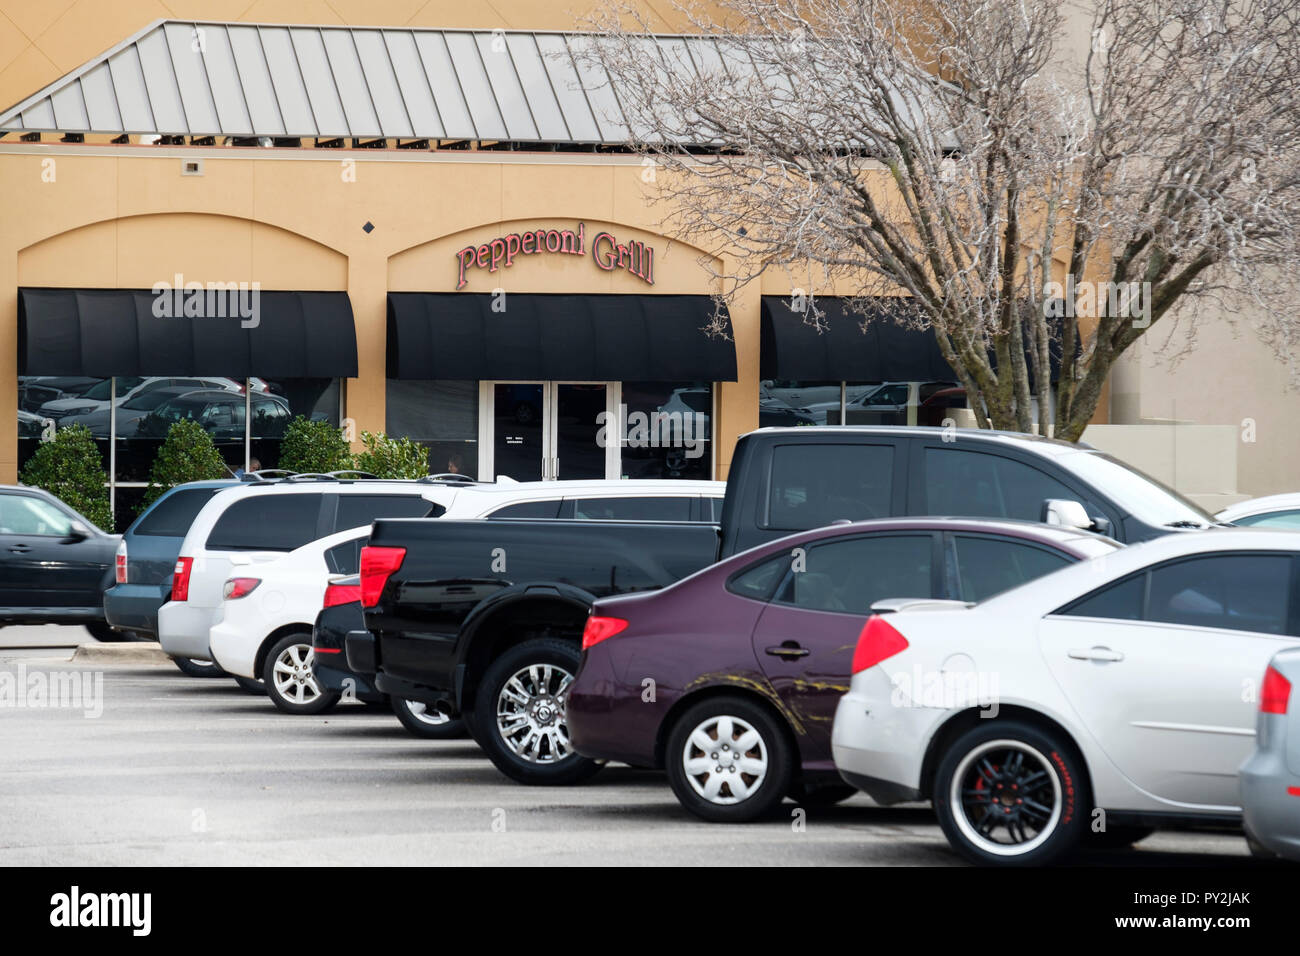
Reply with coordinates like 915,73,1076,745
455,222,655,289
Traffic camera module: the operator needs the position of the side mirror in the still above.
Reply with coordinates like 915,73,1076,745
65,520,90,541
1041,499,1091,531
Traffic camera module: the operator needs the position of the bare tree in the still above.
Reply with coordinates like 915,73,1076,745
577,0,1300,440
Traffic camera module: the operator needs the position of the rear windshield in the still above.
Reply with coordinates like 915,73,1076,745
206,495,321,552
134,488,223,537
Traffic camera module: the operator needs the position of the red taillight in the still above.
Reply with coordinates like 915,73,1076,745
223,577,261,600
582,615,629,650
1261,665,1292,715
851,615,910,674
114,540,127,584
171,557,194,603
324,583,362,608
359,546,406,608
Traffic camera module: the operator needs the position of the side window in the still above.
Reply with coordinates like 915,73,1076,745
951,535,1073,602
0,494,73,537
134,488,221,537
334,494,438,532
773,534,932,614
487,500,561,519
1235,510,1300,529
206,495,322,552
572,496,691,521
324,536,366,575
923,448,1086,522
1146,554,1291,635
766,443,894,531
726,553,790,601
1061,574,1145,621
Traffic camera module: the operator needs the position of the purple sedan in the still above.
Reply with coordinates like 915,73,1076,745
568,518,1120,823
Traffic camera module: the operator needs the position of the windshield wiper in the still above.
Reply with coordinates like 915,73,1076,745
1164,520,1206,529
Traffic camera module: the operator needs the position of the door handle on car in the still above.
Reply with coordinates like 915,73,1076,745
1067,646,1125,663
765,642,810,660
8,544,31,553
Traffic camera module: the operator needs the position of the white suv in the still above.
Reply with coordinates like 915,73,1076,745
158,479,459,664
159,477,725,668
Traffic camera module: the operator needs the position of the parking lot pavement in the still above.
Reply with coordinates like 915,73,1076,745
0,654,1261,867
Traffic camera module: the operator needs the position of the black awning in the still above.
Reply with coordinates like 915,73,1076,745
761,296,1066,385
387,293,737,382
760,296,955,381
18,288,358,378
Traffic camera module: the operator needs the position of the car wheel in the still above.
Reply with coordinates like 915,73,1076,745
1087,824,1155,849
232,675,264,695
474,638,601,785
933,720,1088,866
787,782,857,807
666,696,794,823
391,696,467,739
173,656,227,678
262,634,341,716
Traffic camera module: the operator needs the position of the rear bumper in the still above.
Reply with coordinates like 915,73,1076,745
567,644,662,768
313,655,382,700
344,630,377,677
207,619,257,679
831,680,945,804
103,584,166,636
1241,750,1300,861
157,601,216,660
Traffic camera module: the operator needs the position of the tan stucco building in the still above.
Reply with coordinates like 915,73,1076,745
0,1,1294,523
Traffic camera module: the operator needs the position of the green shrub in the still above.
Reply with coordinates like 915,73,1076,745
19,423,112,531
140,419,229,512
276,416,352,474
352,431,429,479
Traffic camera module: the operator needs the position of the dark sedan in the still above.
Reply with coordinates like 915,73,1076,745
567,518,1120,823
0,485,120,639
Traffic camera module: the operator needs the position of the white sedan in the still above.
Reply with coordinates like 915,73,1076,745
208,526,369,715
1217,492,1300,530
831,528,1300,865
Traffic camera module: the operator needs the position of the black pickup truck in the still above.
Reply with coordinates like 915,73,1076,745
356,426,1217,784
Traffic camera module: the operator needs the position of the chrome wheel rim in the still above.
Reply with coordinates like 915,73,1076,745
272,643,321,705
404,699,451,726
681,714,768,805
950,739,1062,857
495,664,574,763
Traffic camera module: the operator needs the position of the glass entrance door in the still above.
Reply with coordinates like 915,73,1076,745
485,382,613,481
492,383,546,481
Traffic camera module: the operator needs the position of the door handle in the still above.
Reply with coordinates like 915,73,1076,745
765,642,810,660
1067,646,1125,663
8,544,31,553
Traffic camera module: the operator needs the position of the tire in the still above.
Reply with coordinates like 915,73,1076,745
933,720,1089,866
232,675,265,695
173,656,227,678
262,633,341,716
391,696,467,740
1087,824,1155,849
474,638,601,785
788,782,858,807
666,695,795,823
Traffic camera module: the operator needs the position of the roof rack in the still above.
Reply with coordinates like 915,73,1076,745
416,473,477,484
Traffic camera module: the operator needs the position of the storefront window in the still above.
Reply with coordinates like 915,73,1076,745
761,379,966,426
386,380,478,479
19,375,340,530
619,381,713,480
